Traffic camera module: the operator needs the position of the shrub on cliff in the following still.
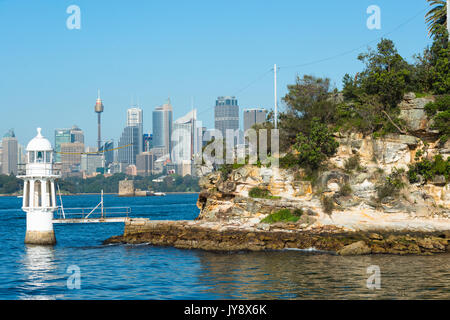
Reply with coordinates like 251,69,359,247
261,209,302,224
321,196,335,214
408,154,450,183
248,187,280,199
376,168,406,201
293,118,339,169
425,95,450,143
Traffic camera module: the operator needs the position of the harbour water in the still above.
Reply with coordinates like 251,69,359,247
0,194,448,300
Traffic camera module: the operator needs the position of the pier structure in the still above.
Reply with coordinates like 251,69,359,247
18,128,60,245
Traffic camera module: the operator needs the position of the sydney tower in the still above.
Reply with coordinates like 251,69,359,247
94,90,104,150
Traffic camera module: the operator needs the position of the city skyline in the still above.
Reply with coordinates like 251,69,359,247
0,1,433,147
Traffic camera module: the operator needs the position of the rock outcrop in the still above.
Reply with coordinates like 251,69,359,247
106,93,450,255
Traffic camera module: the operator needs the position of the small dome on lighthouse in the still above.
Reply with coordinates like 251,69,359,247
26,128,53,152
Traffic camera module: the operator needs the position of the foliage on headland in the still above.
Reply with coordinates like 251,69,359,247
0,173,200,195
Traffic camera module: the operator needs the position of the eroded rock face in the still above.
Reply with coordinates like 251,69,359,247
398,92,435,134
194,93,449,231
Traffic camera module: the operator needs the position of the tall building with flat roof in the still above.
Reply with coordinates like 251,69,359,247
54,128,71,162
70,125,84,144
243,108,267,132
118,126,139,165
60,142,84,176
127,107,143,154
152,100,173,157
214,96,239,138
1,129,18,175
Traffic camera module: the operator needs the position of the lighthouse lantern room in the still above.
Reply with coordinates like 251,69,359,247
19,128,60,245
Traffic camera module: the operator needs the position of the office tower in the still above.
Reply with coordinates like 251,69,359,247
54,128,71,162
70,125,84,144
243,108,267,132
1,129,18,175
152,100,173,157
81,153,104,174
136,151,155,176
214,96,239,138
99,140,114,166
127,107,143,154
94,90,104,150
172,109,197,165
117,126,139,165
60,142,84,176
143,133,153,152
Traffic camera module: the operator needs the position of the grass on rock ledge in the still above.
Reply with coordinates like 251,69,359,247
261,209,303,224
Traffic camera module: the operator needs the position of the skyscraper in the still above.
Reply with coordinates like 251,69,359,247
243,108,267,132
152,100,173,157
214,96,239,138
70,125,84,144
1,129,18,175
117,126,139,165
54,128,71,163
60,142,84,176
172,109,196,165
127,107,143,154
99,140,114,166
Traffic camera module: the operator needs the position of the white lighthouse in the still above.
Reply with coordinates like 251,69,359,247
19,128,60,245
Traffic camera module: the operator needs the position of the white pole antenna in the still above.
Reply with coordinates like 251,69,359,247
274,64,278,129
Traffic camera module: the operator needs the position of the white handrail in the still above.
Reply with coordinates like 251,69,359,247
57,184,65,219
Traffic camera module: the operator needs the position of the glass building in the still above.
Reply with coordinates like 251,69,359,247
99,140,114,166
127,107,143,154
243,108,267,132
152,101,173,157
117,126,139,165
1,129,18,175
214,96,239,138
54,129,71,163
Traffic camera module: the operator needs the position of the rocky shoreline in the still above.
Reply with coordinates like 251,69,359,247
103,218,450,255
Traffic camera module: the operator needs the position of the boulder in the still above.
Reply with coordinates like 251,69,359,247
338,241,371,255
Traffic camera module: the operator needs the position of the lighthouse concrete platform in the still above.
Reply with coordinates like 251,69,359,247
25,230,56,245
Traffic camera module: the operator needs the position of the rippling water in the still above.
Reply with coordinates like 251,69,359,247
0,194,448,300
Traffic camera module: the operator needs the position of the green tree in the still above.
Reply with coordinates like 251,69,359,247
293,117,339,169
357,39,413,108
280,75,338,150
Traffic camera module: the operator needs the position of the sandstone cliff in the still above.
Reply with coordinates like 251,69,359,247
196,93,450,233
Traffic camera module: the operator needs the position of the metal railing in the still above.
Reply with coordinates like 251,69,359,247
55,206,130,220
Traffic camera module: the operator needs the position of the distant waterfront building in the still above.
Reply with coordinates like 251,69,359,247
214,96,239,138
117,126,139,165
54,128,71,162
127,107,143,154
60,142,84,176
243,108,267,132
152,100,173,157
1,129,18,175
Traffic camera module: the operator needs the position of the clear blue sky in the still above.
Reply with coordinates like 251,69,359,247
0,0,434,147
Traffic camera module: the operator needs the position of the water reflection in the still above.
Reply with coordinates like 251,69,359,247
195,251,450,299
18,245,64,299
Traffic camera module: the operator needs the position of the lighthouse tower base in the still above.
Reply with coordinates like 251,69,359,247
25,211,56,245
25,230,56,245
